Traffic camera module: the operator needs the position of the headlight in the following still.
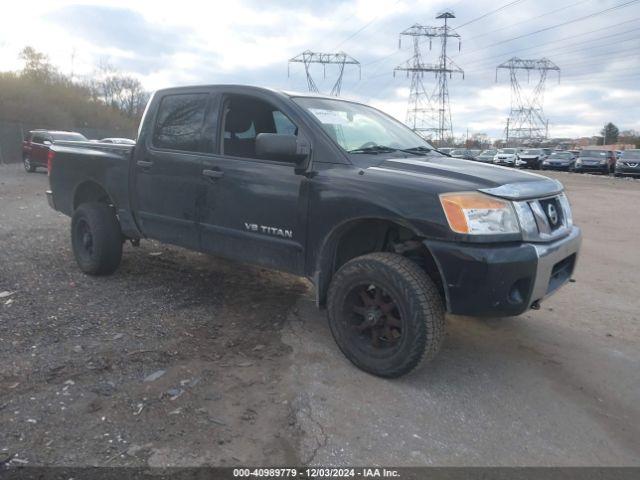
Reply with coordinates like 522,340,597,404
439,192,520,235
576,159,582,165
558,193,573,228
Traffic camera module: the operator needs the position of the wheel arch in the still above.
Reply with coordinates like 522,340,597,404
313,216,444,307
72,180,115,211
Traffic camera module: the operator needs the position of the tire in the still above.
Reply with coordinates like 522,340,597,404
71,202,123,275
327,252,445,378
23,156,35,173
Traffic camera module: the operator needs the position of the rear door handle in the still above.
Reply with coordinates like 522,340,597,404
137,160,153,168
202,169,224,179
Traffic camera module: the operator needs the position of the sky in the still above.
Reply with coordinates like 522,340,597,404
0,0,638,140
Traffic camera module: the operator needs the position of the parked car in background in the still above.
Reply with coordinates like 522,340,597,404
22,130,88,172
569,150,580,157
615,150,622,160
475,149,497,163
614,149,640,177
494,148,518,166
542,151,577,171
574,149,616,175
449,149,476,160
100,138,136,145
469,149,481,158
516,148,547,170
437,147,453,155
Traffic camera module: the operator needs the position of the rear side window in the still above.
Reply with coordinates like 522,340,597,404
153,93,208,152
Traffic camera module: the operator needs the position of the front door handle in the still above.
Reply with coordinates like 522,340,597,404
137,160,153,168
202,169,224,179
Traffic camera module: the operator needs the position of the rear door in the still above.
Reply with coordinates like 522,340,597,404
30,133,50,167
132,92,211,250
197,93,308,274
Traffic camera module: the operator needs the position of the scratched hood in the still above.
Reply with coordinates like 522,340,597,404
375,156,563,200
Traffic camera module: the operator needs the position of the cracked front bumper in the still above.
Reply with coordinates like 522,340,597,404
424,226,582,317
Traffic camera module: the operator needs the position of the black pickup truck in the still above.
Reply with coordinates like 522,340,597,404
46,85,581,378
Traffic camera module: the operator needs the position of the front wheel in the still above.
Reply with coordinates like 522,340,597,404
71,202,123,275
327,252,445,378
23,156,35,172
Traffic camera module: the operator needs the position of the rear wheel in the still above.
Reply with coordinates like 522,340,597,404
327,252,445,378
71,202,123,275
23,156,35,172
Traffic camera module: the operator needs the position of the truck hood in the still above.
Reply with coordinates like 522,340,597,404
373,156,563,200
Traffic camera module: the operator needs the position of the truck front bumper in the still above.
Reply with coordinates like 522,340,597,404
424,226,582,317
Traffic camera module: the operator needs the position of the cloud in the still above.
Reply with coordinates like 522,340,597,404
0,0,638,139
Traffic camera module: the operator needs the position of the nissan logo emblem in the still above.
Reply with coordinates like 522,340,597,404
547,203,559,225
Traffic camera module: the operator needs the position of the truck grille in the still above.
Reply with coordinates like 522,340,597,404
513,194,572,242
538,197,563,231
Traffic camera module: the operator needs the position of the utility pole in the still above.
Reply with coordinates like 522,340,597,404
288,51,360,96
496,57,560,146
505,118,510,146
394,11,464,146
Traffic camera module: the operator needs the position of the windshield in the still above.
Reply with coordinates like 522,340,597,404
522,149,542,154
581,150,607,157
550,152,571,158
623,150,640,159
51,132,88,141
481,150,496,156
293,97,436,153
500,149,516,154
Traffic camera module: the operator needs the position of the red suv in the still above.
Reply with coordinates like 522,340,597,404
22,130,88,172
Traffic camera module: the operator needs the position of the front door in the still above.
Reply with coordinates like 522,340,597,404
198,94,308,274
133,92,210,250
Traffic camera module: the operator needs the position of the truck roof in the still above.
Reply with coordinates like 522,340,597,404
152,84,352,102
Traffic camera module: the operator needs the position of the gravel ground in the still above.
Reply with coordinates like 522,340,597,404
0,164,307,466
1,162,639,467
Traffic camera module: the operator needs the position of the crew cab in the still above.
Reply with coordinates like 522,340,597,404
46,85,581,378
22,130,88,172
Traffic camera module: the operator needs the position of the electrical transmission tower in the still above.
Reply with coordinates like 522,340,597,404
496,57,560,145
394,11,464,145
288,51,360,96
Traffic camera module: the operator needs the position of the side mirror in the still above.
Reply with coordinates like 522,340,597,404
255,133,310,162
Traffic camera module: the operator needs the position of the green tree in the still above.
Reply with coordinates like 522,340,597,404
600,122,619,145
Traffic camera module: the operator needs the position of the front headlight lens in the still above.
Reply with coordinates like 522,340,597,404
558,193,573,228
439,192,520,235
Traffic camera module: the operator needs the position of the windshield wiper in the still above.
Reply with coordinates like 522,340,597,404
401,146,433,154
348,145,398,154
347,145,434,155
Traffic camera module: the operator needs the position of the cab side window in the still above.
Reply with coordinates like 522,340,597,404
222,96,297,159
153,93,208,152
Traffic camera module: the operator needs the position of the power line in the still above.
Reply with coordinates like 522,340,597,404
332,0,402,50
362,3,639,90
463,0,593,43
457,0,640,57
459,19,640,68
455,0,527,29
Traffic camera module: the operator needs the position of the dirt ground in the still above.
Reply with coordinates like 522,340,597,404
1,162,639,467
